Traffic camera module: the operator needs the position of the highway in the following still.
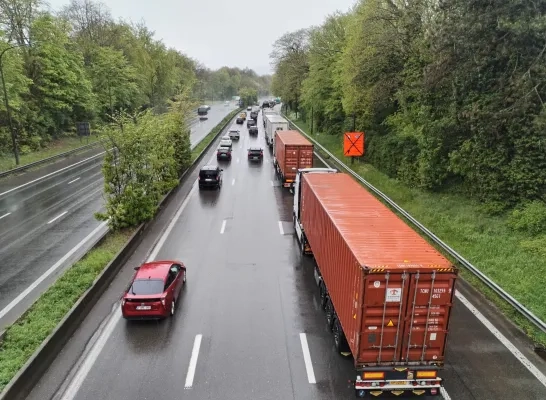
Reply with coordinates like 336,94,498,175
20,106,546,400
0,102,237,331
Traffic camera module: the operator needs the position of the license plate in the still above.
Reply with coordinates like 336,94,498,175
136,306,151,310
205,179,212,181
390,381,406,385
253,157,258,159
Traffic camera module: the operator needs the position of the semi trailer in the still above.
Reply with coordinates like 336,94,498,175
264,114,289,147
292,169,458,398
273,130,313,188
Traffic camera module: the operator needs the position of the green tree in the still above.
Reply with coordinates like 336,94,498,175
88,46,138,118
26,14,95,137
238,87,257,107
96,109,180,230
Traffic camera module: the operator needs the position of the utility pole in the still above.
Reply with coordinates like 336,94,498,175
352,112,356,164
0,44,26,166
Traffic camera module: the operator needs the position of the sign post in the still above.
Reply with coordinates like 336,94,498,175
343,132,365,163
76,121,91,144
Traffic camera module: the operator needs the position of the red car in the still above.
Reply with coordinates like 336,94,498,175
121,260,187,320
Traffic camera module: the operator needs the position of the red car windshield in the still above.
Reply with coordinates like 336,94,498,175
130,279,164,295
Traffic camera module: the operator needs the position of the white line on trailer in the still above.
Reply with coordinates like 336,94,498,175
299,333,316,384
278,221,284,235
220,219,227,234
232,178,235,186
184,334,203,388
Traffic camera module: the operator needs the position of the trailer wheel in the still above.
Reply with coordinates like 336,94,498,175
319,283,328,309
325,299,335,330
333,317,350,354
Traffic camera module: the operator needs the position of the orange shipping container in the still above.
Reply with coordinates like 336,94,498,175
299,172,458,368
274,130,313,187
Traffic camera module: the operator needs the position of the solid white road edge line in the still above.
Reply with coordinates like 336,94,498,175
0,221,108,321
0,151,106,198
185,334,203,388
47,211,68,224
455,291,546,388
0,212,11,220
68,177,80,184
278,221,284,235
299,333,316,384
440,387,452,400
220,219,227,234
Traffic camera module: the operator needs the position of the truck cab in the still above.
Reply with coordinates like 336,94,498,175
293,168,337,254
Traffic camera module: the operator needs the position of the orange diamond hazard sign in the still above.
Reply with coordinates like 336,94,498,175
343,132,365,156
387,320,394,327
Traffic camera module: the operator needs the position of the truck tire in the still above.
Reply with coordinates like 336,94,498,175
333,317,350,354
319,283,328,310
325,299,335,330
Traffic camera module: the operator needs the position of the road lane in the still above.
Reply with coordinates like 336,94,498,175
0,103,236,331
23,105,546,400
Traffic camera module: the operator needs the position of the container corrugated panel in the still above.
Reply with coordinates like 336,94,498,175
300,172,457,368
275,131,314,181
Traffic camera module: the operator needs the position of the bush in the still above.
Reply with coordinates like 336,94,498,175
507,200,546,236
95,109,184,230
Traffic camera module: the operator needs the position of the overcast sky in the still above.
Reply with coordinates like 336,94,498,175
46,0,357,75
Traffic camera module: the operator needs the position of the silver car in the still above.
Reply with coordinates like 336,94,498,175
228,129,240,140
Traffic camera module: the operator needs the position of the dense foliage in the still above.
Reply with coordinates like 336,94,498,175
0,0,269,165
271,0,546,209
95,103,191,230
195,65,271,102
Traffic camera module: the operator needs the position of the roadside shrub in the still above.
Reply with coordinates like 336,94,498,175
95,109,183,230
507,200,546,236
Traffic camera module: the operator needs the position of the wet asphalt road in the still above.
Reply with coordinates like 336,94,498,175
0,103,236,330
22,108,546,400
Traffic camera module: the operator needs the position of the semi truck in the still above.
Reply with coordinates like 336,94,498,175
292,169,458,398
273,130,313,188
264,114,289,147
262,108,278,128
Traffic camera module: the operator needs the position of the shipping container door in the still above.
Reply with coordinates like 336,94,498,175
400,271,456,363
357,272,409,364
298,146,313,169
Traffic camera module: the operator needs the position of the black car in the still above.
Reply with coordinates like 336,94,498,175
247,119,257,128
247,147,263,162
248,125,258,135
198,166,223,189
217,146,232,161
236,117,244,124
262,101,270,109
250,111,258,120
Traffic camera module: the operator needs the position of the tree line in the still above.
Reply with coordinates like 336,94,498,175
271,0,546,211
0,0,269,165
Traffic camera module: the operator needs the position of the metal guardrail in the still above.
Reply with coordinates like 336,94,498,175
282,113,546,335
0,115,201,180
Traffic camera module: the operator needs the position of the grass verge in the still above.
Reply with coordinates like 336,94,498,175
289,116,546,347
191,108,242,161
0,230,131,392
0,135,101,173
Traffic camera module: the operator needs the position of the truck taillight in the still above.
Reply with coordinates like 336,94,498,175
363,372,385,380
416,371,437,379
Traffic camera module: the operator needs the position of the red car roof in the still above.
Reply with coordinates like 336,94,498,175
135,261,177,280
